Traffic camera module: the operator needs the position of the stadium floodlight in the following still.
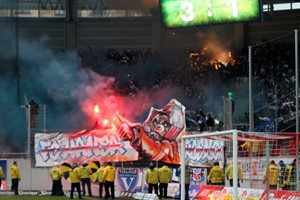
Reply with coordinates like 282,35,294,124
180,130,238,200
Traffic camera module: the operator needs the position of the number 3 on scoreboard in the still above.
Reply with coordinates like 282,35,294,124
180,2,194,22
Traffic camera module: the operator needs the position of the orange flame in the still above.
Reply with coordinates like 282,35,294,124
189,52,199,58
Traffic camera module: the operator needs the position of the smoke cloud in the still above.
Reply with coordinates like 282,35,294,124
0,23,235,152
0,26,180,151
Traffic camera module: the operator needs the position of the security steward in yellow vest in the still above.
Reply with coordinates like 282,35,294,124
208,162,225,185
50,163,64,196
0,166,3,189
69,163,83,199
158,165,172,199
10,161,21,195
80,162,93,197
262,160,279,190
283,160,297,191
225,163,243,187
103,162,116,199
96,163,106,198
145,163,159,195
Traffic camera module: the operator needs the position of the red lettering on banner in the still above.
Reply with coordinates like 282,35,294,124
195,186,300,200
261,190,300,200
194,185,223,200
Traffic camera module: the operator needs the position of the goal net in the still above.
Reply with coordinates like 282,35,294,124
180,130,239,200
179,129,294,200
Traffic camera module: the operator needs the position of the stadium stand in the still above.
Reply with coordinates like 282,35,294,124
0,0,300,194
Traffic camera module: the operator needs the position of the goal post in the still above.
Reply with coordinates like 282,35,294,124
180,129,239,200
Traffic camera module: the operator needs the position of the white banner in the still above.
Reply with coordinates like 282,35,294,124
185,138,224,167
35,129,139,167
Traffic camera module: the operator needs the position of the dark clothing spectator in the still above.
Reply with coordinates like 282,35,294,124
231,99,235,114
28,100,39,128
196,114,206,132
278,160,286,189
199,109,215,131
205,114,215,131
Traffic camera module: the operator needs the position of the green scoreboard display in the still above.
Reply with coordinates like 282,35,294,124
159,0,261,28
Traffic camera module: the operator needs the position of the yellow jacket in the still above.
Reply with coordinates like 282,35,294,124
145,168,159,184
10,164,21,179
103,165,116,182
240,141,250,149
50,166,62,180
0,166,3,179
208,166,224,184
158,165,172,183
225,164,243,180
263,164,279,185
80,165,92,179
241,141,259,153
96,166,105,183
69,167,81,183
283,165,296,186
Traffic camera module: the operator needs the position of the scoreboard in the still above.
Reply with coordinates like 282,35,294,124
159,0,261,28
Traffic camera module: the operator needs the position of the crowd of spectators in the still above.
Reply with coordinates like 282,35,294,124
2,40,298,157
79,47,156,71
78,42,299,158
79,47,246,113
251,41,297,132
240,41,297,157
79,42,297,133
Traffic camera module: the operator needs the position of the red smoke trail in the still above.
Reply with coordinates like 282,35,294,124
77,69,180,129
